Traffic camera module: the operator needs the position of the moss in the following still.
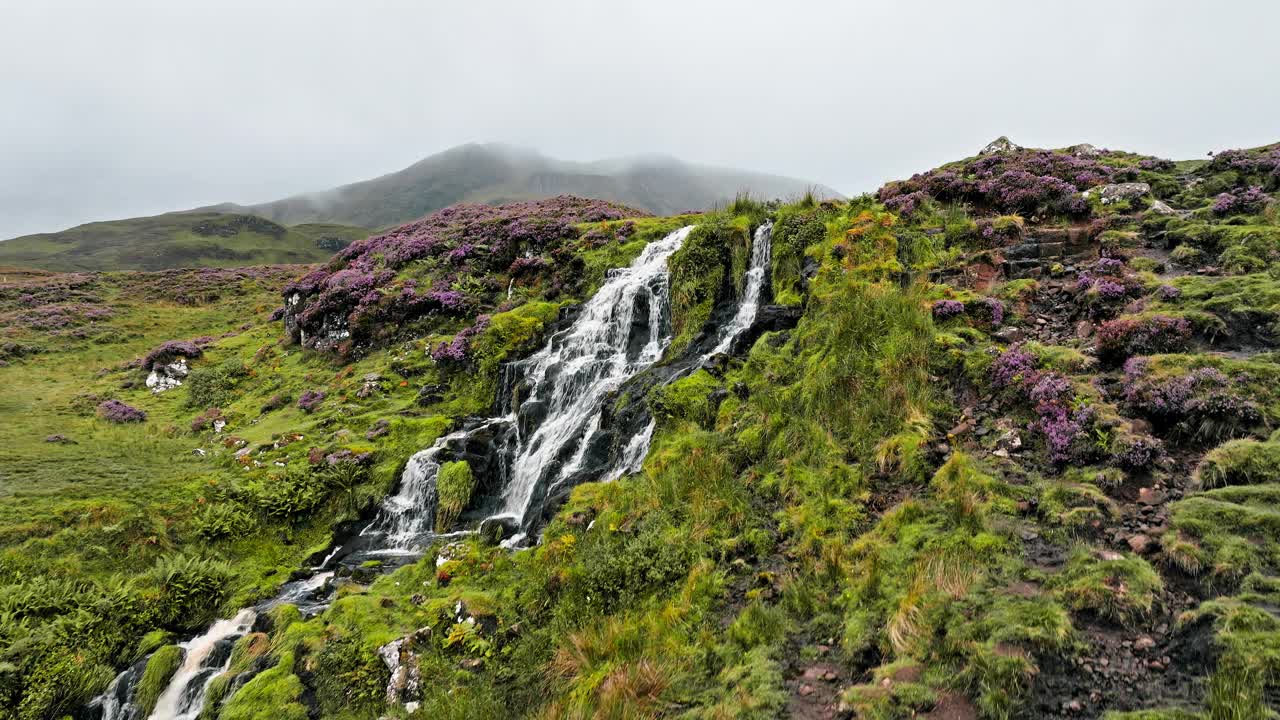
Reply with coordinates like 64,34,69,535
1050,548,1163,623
648,369,722,428
1196,439,1280,488
435,460,476,532
136,644,184,715
132,629,174,661
218,653,308,720
771,206,834,305
666,219,744,357
449,301,563,413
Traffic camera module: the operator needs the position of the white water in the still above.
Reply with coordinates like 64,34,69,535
365,418,506,551
147,609,256,720
494,225,692,523
88,225,714,718
709,221,772,356
605,420,656,481
595,222,774,484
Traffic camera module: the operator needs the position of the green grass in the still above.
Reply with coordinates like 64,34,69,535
0,212,368,271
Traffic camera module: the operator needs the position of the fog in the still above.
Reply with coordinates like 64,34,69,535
1,0,1277,238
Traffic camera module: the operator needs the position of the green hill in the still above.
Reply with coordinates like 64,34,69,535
213,143,842,229
0,212,367,271
4,140,1280,719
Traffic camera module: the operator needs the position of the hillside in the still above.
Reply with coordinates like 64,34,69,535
0,212,368,272
214,142,842,229
2,138,1280,720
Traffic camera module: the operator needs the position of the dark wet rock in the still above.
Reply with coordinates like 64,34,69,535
415,384,446,406
478,515,520,545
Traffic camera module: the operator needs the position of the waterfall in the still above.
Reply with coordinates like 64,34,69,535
598,221,773,483
363,418,507,553
86,225,718,719
709,220,772,356
147,610,256,720
490,225,692,528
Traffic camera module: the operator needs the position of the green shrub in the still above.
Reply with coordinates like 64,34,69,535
184,359,245,409
141,554,234,630
192,502,255,541
435,460,476,532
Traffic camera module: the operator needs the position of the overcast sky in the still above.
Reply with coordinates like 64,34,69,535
1,0,1277,239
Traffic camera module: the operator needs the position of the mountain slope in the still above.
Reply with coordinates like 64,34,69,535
0,212,368,271
223,143,841,228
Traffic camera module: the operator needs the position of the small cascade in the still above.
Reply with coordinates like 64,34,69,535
491,225,692,529
363,419,507,553
605,420,655,481
709,220,772,356
597,221,774,483
86,225,715,719
147,609,256,720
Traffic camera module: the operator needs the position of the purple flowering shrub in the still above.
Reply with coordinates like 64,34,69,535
125,265,302,306
990,344,1038,389
967,297,1004,329
931,299,965,321
1208,146,1280,189
1095,315,1192,363
282,196,644,352
1073,258,1145,319
989,345,1100,463
5,303,113,332
141,340,204,370
97,399,147,423
1113,434,1163,471
1121,359,1262,441
1211,186,1271,216
297,390,326,413
877,147,1140,218
431,315,491,364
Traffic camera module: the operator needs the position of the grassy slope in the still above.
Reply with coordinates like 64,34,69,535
0,212,367,271
3,144,1280,719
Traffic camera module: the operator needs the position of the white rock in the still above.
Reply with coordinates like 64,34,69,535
980,136,1021,155
146,358,189,393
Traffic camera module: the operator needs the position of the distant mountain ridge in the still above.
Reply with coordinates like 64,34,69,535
0,143,840,271
206,143,842,229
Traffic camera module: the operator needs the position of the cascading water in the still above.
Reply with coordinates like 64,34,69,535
87,571,336,720
708,220,772,356
597,221,773,483
363,418,507,553
491,225,693,531
146,610,256,720
86,225,696,720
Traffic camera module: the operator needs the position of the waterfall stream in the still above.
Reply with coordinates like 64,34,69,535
709,221,772,356
87,225,698,720
86,221,779,720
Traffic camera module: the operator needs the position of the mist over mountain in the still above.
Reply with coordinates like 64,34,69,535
209,143,842,230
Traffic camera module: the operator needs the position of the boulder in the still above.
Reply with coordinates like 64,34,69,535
1085,183,1152,206
1149,199,1178,216
146,358,189,393
478,515,520,545
1070,143,1103,157
980,136,1022,155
